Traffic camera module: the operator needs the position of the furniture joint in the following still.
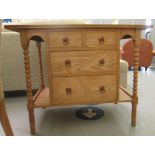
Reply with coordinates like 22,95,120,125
132,96,138,104
27,103,34,110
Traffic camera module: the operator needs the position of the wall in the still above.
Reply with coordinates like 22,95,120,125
150,19,155,48
86,19,155,41
150,19,155,66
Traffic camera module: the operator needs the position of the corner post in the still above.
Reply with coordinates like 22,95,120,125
36,41,45,88
20,33,36,134
131,29,141,126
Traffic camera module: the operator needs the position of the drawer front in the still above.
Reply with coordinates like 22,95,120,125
48,31,82,50
50,50,118,76
52,75,117,105
85,30,117,49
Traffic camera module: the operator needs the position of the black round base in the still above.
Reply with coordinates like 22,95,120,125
75,106,104,120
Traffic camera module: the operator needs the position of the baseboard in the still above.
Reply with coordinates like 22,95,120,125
4,89,38,97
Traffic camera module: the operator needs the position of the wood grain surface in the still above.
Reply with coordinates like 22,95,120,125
50,50,118,76
52,75,117,105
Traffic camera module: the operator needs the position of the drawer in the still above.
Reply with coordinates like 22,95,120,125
52,75,117,105
48,31,82,50
85,30,117,49
50,50,118,76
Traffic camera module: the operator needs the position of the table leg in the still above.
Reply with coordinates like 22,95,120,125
22,42,36,135
36,41,45,88
131,31,140,126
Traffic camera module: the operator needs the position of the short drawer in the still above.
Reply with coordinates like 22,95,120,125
48,31,82,50
85,30,117,49
50,50,118,76
52,75,117,105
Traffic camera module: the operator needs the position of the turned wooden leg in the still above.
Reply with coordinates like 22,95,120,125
36,42,46,110
131,100,138,126
28,109,35,135
131,31,140,126
22,40,36,135
36,41,45,88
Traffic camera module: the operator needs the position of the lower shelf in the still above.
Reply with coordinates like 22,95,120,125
34,86,132,108
34,87,50,108
119,88,132,102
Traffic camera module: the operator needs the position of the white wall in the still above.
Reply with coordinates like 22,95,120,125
87,19,146,24
86,19,114,24
150,20,155,66
86,19,150,38
150,19,155,48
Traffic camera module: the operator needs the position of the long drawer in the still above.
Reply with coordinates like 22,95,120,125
50,50,118,76
52,75,117,105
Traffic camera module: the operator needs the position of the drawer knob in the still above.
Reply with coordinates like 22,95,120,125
65,59,71,67
99,59,105,66
99,86,105,93
98,36,104,43
66,88,72,95
63,37,69,45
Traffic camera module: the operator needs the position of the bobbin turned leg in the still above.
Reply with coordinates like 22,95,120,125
36,41,46,109
28,108,35,134
36,41,45,89
22,39,36,135
131,100,138,126
131,31,140,126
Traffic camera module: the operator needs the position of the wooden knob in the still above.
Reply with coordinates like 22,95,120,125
66,88,72,95
63,37,69,45
65,59,71,67
99,59,105,66
99,86,105,93
98,36,104,43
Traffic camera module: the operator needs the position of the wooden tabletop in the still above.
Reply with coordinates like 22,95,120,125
4,24,153,32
